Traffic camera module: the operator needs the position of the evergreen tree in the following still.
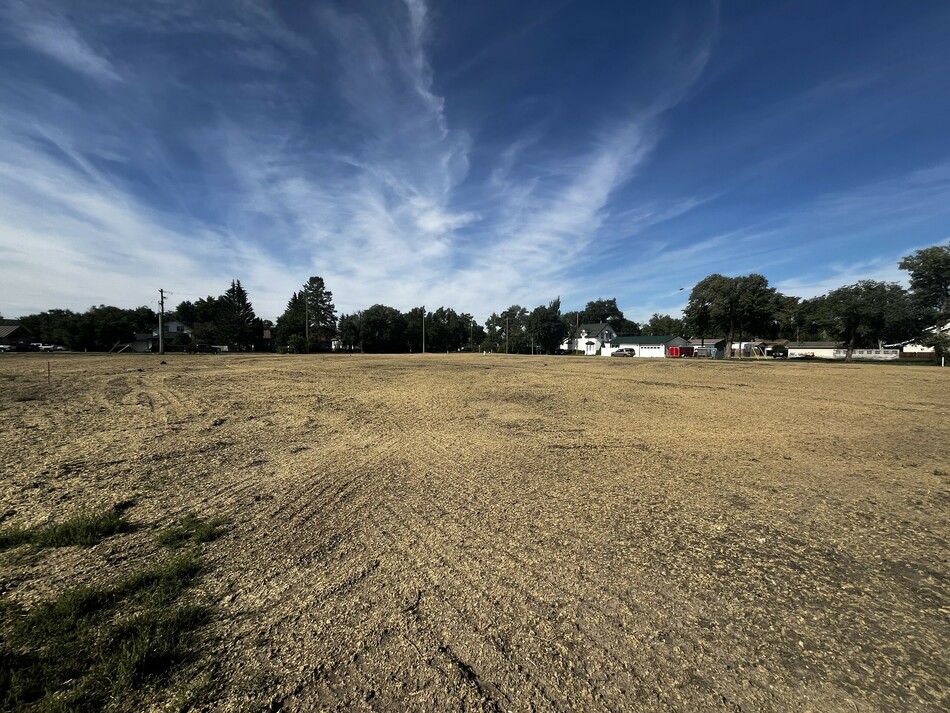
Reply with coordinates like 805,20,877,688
218,280,257,349
302,276,337,349
274,291,306,351
274,277,337,351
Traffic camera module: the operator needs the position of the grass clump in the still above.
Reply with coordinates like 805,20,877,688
0,528,32,551
157,513,227,550
0,552,212,711
0,503,133,552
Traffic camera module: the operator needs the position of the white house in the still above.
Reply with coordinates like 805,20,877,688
602,335,689,358
132,320,193,352
561,323,617,355
886,320,948,358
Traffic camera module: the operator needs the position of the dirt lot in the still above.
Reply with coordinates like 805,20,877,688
1,353,948,711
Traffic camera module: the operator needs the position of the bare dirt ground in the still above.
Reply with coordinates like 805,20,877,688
1,353,948,712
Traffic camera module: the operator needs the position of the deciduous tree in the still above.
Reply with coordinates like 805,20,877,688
484,305,528,353
338,313,361,352
176,296,223,344
358,305,407,353
818,281,918,361
684,274,779,357
900,242,950,319
900,242,950,356
641,313,684,337
527,298,567,354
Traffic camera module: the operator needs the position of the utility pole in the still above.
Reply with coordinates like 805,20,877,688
158,288,165,355
304,287,309,354
422,305,425,354
506,316,509,354
470,321,473,352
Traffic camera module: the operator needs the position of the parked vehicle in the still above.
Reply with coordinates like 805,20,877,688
611,348,635,357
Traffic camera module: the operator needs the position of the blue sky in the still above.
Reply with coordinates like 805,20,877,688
1,0,948,323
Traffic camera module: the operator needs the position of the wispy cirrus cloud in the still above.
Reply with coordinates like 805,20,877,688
0,0,722,320
4,1,121,82
2,0,945,327
612,162,950,320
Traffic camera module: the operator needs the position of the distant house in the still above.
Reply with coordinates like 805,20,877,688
688,337,726,358
761,339,789,357
0,324,35,348
602,335,689,358
886,321,948,359
560,323,617,355
131,320,193,353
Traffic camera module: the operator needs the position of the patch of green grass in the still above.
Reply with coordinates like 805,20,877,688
0,528,32,550
0,503,133,552
0,551,211,711
157,513,227,549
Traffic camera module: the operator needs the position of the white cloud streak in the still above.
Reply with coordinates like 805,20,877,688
16,0,939,328
5,1,121,82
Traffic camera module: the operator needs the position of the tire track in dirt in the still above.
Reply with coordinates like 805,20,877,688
331,387,662,709
372,384,766,710
218,379,531,709
373,478,699,711
189,394,423,709
370,499,584,711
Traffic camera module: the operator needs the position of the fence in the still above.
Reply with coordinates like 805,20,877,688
842,349,899,360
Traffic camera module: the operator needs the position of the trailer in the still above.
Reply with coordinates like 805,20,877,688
668,346,694,358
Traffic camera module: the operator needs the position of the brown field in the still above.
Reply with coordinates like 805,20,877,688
1,353,948,712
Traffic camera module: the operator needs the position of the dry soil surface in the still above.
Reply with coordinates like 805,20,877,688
1,353,948,712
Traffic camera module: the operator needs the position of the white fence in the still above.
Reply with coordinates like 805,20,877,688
836,349,899,361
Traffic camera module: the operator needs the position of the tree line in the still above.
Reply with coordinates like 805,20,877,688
6,242,947,357
682,242,949,359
